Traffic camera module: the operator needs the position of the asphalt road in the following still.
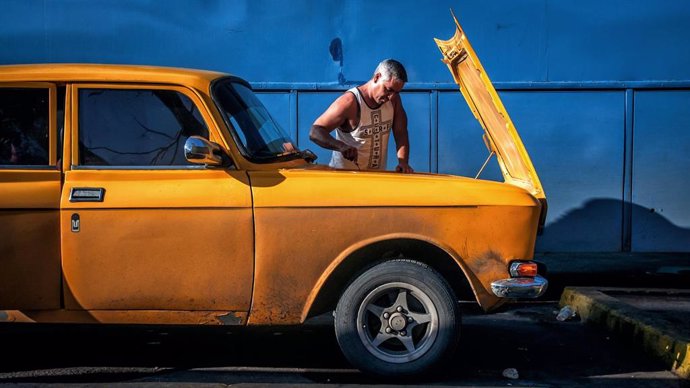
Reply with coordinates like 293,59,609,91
1,302,687,387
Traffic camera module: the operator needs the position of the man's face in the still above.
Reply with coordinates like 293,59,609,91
372,73,404,105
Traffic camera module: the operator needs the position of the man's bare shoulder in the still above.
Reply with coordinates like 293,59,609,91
313,89,359,129
331,90,358,116
335,90,357,105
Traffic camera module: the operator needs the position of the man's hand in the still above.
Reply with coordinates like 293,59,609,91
339,144,358,162
395,162,414,173
310,124,358,163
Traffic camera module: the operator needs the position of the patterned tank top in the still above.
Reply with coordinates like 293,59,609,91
329,87,393,170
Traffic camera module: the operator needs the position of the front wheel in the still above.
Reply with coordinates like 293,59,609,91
334,259,460,377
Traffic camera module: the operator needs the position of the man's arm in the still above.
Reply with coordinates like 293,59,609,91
309,93,358,161
391,94,414,173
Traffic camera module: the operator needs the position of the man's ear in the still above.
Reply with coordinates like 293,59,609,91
373,72,381,83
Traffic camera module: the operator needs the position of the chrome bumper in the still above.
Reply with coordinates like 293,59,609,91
491,275,548,298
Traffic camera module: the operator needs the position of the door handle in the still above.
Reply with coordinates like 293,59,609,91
69,187,106,202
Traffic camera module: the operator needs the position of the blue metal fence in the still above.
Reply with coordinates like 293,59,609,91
2,0,689,252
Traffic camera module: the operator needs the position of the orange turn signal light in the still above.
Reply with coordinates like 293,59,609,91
509,261,538,277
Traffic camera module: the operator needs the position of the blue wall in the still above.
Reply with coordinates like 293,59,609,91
2,0,689,253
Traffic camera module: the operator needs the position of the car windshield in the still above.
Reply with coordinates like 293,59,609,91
212,78,300,162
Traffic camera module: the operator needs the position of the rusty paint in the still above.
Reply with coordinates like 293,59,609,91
0,310,247,325
217,312,243,325
61,207,254,311
250,203,540,325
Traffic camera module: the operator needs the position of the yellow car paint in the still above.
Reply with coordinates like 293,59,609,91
0,13,546,326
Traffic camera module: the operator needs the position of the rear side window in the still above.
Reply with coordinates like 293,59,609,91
78,88,209,167
0,88,49,166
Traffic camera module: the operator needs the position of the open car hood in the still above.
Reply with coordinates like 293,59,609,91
434,12,545,202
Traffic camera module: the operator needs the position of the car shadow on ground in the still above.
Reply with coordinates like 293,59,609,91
1,302,686,387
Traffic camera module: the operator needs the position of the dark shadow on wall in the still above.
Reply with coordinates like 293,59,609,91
537,198,690,253
629,201,690,252
329,38,346,84
535,199,690,300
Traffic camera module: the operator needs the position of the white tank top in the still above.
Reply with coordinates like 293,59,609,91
329,87,394,170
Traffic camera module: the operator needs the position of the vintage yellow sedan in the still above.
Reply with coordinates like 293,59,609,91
0,16,546,377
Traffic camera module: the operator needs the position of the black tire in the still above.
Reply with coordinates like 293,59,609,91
334,259,460,378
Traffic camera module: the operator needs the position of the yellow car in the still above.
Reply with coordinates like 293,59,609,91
0,15,546,377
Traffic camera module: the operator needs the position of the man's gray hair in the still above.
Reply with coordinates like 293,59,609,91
375,59,408,82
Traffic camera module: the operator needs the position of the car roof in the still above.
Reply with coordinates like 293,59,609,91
0,63,232,90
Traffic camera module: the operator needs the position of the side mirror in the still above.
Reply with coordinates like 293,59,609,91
184,136,223,166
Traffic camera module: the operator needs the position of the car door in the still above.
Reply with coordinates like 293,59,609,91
0,83,62,309
60,83,254,314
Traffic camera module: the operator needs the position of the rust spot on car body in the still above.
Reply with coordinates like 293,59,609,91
217,312,243,325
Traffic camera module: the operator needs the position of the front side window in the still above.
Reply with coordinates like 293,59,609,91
212,78,299,162
0,88,49,166
78,88,209,166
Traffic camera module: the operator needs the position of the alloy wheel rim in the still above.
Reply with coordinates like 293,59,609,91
355,282,439,363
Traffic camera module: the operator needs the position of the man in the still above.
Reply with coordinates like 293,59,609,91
309,59,414,173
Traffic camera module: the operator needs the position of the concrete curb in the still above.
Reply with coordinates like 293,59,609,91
559,287,690,379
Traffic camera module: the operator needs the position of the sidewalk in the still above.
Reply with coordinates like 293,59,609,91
535,252,690,379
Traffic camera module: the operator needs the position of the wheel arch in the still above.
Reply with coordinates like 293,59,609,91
301,234,481,322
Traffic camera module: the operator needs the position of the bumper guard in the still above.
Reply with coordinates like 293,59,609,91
491,275,548,298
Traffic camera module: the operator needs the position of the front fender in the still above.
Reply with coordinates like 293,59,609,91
300,232,502,323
